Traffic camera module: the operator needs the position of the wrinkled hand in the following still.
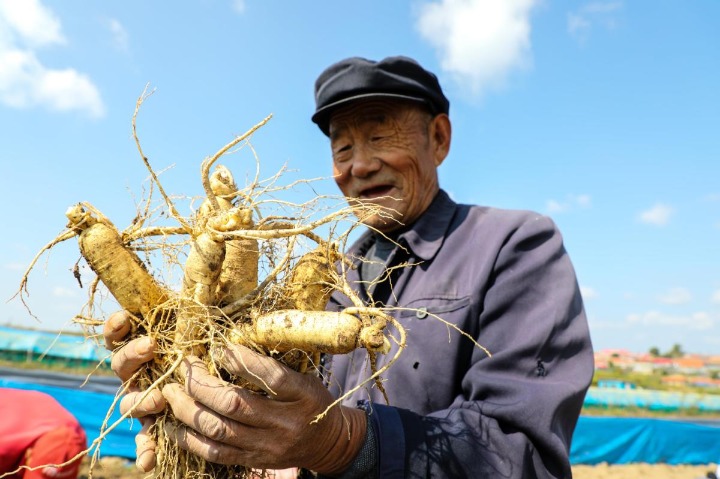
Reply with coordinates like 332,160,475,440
103,311,165,472
162,344,366,475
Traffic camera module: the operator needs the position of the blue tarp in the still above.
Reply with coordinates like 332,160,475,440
4,368,719,464
0,325,109,362
571,416,720,465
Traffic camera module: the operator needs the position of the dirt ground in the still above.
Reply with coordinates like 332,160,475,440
79,456,146,479
79,457,718,479
572,463,717,479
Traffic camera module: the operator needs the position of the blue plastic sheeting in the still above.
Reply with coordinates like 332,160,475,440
0,325,109,362
571,416,720,465
585,386,720,412
3,366,720,463
0,367,120,394
0,377,137,459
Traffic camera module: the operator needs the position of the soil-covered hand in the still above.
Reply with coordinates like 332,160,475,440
162,344,366,475
104,310,165,472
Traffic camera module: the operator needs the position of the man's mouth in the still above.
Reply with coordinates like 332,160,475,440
359,185,395,199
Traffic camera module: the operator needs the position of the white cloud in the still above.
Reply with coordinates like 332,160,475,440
546,200,564,213
0,0,104,117
107,18,129,53
546,193,591,214
580,286,598,300
576,194,591,207
0,0,64,47
585,316,624,330
232,0,246,14
626,310,714,331
638,203,673,226
567,13,591,38
415,0,538,97
584,1,623,14
712,289,720,304
567,1,623,42
0,49,104,116
657,287,692,305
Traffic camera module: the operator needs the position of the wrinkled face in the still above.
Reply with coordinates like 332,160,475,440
328,99,450,232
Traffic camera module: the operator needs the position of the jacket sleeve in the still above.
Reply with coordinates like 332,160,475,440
369,215,594,478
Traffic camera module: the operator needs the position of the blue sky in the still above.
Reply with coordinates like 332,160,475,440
1,1,718,355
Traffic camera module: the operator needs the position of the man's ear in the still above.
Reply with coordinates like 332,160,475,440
430,114,451,167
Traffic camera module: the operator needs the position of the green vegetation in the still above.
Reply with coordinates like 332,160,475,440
648,343,685,358
593,366,720,396
0,353,114,377
581,404,720,419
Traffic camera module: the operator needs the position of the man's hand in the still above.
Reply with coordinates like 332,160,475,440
162,344,367,475
103,311,165,472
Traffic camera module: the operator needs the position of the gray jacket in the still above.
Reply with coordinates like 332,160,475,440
326,190,594,478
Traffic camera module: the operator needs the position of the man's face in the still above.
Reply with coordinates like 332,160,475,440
328,99,449,233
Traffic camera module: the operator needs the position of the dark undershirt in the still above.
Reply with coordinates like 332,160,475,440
359,233,397,284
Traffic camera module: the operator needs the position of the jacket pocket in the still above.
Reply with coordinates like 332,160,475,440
396,295,471,322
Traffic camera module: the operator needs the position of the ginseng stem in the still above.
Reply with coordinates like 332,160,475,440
201,114,273,212
13,229,78,318
132,84,192,232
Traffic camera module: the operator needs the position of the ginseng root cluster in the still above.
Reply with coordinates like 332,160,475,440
16,97,406,479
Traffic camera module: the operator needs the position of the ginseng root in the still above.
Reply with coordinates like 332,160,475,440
232,309,390,355
65,204,169,319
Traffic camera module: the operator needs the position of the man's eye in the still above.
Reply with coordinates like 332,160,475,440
333,144,351,154
332,144,352,161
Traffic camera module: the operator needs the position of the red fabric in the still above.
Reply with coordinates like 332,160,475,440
0,389,87,478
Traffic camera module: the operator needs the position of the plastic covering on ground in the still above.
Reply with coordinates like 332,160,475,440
0,325,108,362
571,416,720,465
4,369,719,463
585,386,720,412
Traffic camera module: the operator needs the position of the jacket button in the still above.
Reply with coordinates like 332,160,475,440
416,307,428,319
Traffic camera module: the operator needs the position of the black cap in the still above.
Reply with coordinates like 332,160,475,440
311,56,450,136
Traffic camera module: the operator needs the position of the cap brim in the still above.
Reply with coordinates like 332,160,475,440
311,92,428,135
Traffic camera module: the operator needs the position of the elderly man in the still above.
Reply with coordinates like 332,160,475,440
105,56,593,478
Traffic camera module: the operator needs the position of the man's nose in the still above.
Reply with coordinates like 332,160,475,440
350,148,381,178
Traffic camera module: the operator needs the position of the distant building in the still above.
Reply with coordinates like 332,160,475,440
661,374,687,388
673,357,706,375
